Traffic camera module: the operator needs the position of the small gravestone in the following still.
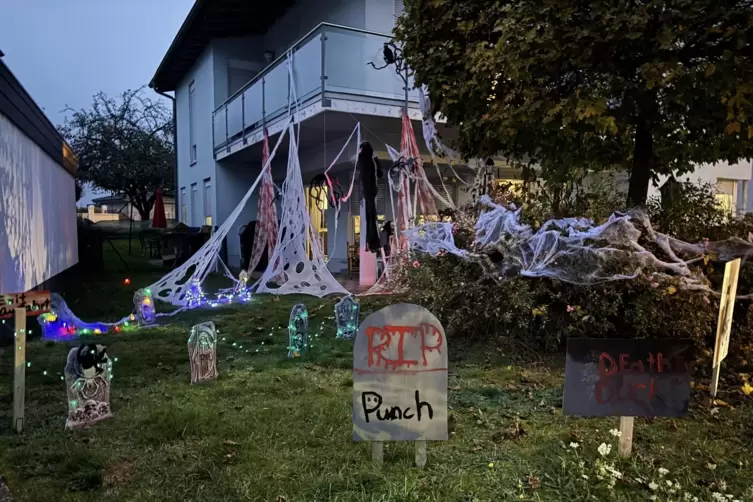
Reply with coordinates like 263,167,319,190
64,344,113,429
133,288,156,325
288,304,309,358
188,321,218,384
335,295,360,340
563,338,694,457
353,303,448,467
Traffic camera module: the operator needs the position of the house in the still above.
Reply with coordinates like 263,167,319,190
0,51,79,293
149,0,753,283
80,194,177,223
149,0,474,282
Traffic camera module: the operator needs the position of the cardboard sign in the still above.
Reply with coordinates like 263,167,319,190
713,258,740,366
353,303,448,441
0,291,51,319
563,338,693,417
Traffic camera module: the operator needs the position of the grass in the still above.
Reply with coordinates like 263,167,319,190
0,243,752,501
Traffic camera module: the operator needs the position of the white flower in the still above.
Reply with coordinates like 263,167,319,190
666,480,673,487
581,474,589,480
649,496,657,501
711,493,726,502
609,428,622,438
597,443,612,456
648,482,659,491
725,496,733,500
569,442,579,449
658,467,669,476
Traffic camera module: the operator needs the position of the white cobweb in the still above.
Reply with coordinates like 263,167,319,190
253,124,349,297
404,194,753,297
148,118,291,306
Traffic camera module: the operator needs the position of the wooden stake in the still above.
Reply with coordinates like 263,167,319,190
415,440,427,468
13,308,26,433
618,416,634,457
371,441,383,466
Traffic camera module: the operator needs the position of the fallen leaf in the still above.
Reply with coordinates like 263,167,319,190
742,382,753,396
527,475,541,490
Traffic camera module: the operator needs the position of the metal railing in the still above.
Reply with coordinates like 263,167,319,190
212,23,419,152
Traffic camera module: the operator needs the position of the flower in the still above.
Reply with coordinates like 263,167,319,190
567,305,575,313
658,467,669,476
569,442,579,449
609,428,622,438
597,443,612,456
648,482,659,491
666,480,673,487
711,493,726,502
581,474,589,480
666,286,677,295
488,462,494,468
412,260,421,268
651,282,660,288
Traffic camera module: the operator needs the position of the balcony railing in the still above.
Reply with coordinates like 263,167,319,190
212,23,419,152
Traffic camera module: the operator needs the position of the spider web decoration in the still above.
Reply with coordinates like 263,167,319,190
254,124,349,297
404,194,753,297
246,128,279,275
146,118,291,306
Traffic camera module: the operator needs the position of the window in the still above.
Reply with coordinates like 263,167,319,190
188,82,197,164
191,183,198,226
180,187,187,223
716,179,737,215
203,178,213,226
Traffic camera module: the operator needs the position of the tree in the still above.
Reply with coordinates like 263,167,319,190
61,88,174,219
396,0,753,206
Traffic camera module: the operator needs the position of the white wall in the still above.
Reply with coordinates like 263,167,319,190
175,46,217,227
649,160,752,199
0,111,78,293
216,162,261,268
263,0,367,57
365,0,398,34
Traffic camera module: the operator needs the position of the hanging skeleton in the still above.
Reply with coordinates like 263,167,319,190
64,344,113,429
357,142,384,253
188,322,218,384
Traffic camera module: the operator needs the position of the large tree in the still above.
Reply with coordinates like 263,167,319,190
396,0,753,205
61,88,174,219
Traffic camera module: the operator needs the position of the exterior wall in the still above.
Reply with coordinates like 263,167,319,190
211,37,267,106
365,0,399,34
263,0,367,58
175,46,217,227
0,111,78,293
215,162,261,268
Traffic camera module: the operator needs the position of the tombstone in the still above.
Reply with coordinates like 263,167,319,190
353,303,448,465
64,344,113,429
133,288,156,325
335,295,360,340
187,321,218,384
288,304,309,358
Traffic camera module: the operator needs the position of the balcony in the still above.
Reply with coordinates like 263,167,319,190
212,23,419,158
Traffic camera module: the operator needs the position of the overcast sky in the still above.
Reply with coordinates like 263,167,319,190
1,0,194,204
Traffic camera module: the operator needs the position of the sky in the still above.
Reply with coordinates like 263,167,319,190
0,0,194,205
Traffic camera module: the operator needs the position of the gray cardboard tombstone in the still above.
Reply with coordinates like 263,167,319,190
187,321,218,384
353,303,448,441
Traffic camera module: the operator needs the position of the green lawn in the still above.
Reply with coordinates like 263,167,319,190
0,244,751,501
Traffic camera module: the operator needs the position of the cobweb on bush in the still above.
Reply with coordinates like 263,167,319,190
404,195,753,296
253,124,349,297
147,119,291,306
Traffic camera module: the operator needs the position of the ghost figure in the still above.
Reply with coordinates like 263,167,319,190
64,344,113,429
335,295,360,340
288,304,309,358
235,269,250,295
187,321,218,384
133,288,156,325
186,277,205,307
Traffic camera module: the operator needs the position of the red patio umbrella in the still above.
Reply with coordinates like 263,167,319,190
152,188,167,228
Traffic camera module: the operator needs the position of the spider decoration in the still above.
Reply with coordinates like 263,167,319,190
367,42,413,90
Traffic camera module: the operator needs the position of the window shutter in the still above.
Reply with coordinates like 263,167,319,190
395,0,405,18
430,178,455,211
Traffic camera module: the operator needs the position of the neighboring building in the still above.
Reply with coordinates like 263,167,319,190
80,194,176,223
150,0,753,277
0,51,79,293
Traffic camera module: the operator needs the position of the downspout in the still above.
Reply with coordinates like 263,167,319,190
152,87,179,221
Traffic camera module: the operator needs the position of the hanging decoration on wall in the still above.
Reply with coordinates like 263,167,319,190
188,321,218,384
288,304,309,358
133,288,156,325
358,141,384,253
334,295,360,340
64,344,113,429
254,125,349,297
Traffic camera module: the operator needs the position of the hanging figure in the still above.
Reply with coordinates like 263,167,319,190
380,220,394,258
357,141,383,253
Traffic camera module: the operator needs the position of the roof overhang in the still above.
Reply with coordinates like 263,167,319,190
150,0,295,93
